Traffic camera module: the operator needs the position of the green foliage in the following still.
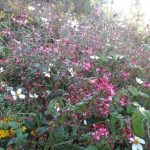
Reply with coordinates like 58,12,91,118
0,0,150,149
132,109,145,137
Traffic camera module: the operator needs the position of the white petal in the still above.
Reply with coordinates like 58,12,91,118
13,95,17,100
11,91,16,96
45,73,50,77
17,88,22,94
136,78,143,84
28,6,35,11
34,94,38,98
83,119,87,125
134,136,145,144
19,94,25,99
130,138,134,142
57,107,60,111
137,144,143,150
29,93,33,98
132,144,138,150
138,139,145,145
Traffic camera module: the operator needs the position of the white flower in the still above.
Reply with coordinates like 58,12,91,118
46,90,51,95
0,81,7,88
0,67,4,73
136,78,144,84
43,72,50,78
54,106,60,112
49,63,54,67
107,56,113,59
48,63,54,71
29,93,38,99
68,19,78,28
11,88,25,100
115,55,125,60
41,17,48,22
90,55,100,60
68,68,76,77
37,4,41,6
130,136,145,150
28,6,35,11
6,87,13,91
83,119,87,125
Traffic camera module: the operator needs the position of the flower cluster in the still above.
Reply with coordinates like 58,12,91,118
0,129,14,139
119,95,128,107
91,124,109,141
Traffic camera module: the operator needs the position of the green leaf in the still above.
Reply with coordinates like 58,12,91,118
55,127,66,138
36,127,48,136
7,138,17,146
8,121,18,128
99,55,105,67
129,86,139,96
48,100,55,112
132,110,145,137
79,133,90,141
86,145,98,150
110,114,118,133
0,148,5,150
139,91,150,98
127,105,135,114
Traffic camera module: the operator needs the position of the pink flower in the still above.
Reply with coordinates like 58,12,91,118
119,95,128,107
143,82,150,88
83,62,92,71
121,71,130,81
92,125,109,141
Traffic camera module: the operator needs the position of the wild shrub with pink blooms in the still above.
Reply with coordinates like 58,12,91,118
0,0,150,149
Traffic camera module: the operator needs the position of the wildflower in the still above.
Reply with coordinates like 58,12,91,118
83,62,92,71
2,117,13,123
121,71,130,81
11,88,25,100
28,6,35,11
41,17,48,22
29,93,38,99
54,102,60,111
92,126,109,141
90,55,100,60
31,130,36,136
6,87,13,91
121,126,133,139
46,90,51,95
48,63,54,71
43,72,50,78
136,78,144,84
107,56,113,59
83,119,87,125
115,54,125,60
119,95,128,107
21,126,27,132
68,68,76,76
54,106,60,112
130,136,145,150
0,81,7,88
49,63,54,67
0,129,13,139
143,82,150,88
0,67,4,73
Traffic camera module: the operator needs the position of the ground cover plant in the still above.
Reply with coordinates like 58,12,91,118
0,0,150,149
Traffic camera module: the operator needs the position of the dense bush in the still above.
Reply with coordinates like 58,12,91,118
0,0,150,149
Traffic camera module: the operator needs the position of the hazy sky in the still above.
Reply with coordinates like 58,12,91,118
108,0,150,22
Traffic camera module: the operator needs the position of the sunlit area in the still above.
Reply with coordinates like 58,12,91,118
0,0,150,149
108,0,150,23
